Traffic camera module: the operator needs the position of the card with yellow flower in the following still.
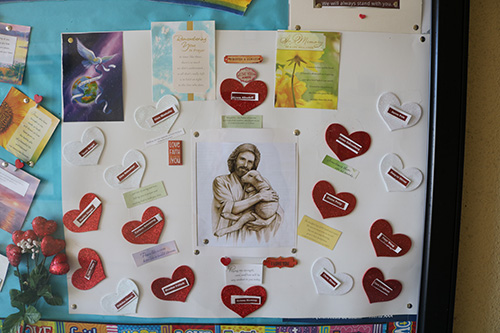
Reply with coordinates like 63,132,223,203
275,30,341,110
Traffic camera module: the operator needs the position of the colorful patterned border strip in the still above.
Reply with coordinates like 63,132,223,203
0,321,417,333
150,0,253,15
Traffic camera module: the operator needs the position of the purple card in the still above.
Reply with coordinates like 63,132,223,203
62,32,123,122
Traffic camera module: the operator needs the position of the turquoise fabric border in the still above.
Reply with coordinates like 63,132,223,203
0,0,287,324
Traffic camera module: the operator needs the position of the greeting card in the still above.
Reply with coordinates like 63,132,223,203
275,30,341,110
0,87,59,165
152,21,215,102
0,22,31,85
62,32,124,122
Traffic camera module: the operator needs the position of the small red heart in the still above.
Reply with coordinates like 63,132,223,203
41,235,66,257
362,267,402,303
32,216,58,238
122,206,165,244
370,219,412,257
49,253,70,275
151,265,195,302
12,230,38,244
220,257,231,266
221,285,267,318
220,78,268,115
312,180,356,218
34,94,43,104
63,193,102,233
71,248,106,290
359,14,367,19
15,159,24,169
6,244,22,267
325,123,371,161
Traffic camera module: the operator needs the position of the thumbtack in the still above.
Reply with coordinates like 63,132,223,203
34,94,43,108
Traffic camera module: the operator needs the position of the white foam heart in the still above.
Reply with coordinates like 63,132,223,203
104,149,146,189
380,153,423,192
311,257,353,295
101,278,139,315
134,95,180,131
63,126,105,166
377,92,422,131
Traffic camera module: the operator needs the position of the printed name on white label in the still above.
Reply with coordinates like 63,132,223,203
336,133,362,154
114,290,138,311
385,105,412,124
161,277,190,296
85,259,97,281
117,161,141,183
371,278,393,296
146,105,178,128
78,140,99,158
73,197,101,227
377,233,402,253
318,268,341,290
386,167,411,187
231,92,259,101
131,213,163,237
322,192,349,210
230,295,262,305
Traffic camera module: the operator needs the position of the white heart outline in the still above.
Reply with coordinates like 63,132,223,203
63,126,105,166
377,92,422,131
380,153,423,192
103,149,146,189
311,257,354,295
100,278,139,315
134,95,180,131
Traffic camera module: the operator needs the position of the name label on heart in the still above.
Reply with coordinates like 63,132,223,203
371,278,393,296
318,268,341,290
117,161,141,183
162,277,190,296
85,259,97,281
386,105,412,124
131,213,163,237
73,197,101,228
146,105,178,128
377,233,402,253
387,167,411,187
336,133,362,154
231,295,261,305
322,193,349,210
115,290,138,311
231,92,259,101
79,140,99,158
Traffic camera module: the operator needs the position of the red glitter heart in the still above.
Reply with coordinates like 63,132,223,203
312,180,356,218
6,244,22,267
15,159,24,169
362,267,402,303
151,265,195,302
220,78,267,115
63,193,102,233
32,216,57,238
220,257,231,266
49,253,70,275
12,230,38,244
359,14,367,19
122,206,165,244
71,248,106,290
221,285,267,318
370,219,412,257
325,123,371,161
41,235,65,257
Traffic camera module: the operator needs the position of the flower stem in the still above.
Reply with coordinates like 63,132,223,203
291,62,297,108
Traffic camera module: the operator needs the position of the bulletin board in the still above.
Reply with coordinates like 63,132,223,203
0,0,468,332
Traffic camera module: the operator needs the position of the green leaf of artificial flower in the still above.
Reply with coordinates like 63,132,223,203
2,311,24,333
43,294,63,306
25,305,41,325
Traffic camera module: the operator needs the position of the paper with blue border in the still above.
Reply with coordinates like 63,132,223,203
152,21,215,102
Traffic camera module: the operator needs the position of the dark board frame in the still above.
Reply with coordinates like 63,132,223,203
418,0,469,332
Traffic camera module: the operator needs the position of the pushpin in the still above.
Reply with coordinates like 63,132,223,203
14,159,24,171
359,14,367,19
34,94,43,108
